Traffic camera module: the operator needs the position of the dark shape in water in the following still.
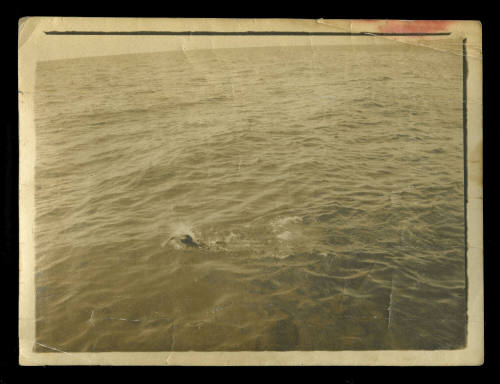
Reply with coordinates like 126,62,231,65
179,234,200,248
165,234,211,250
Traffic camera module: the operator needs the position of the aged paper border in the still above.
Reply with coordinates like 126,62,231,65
18,17,483,366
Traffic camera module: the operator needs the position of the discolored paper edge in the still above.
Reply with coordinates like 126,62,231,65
18,17,483,366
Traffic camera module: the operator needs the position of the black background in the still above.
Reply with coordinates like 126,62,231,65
1,1,494,381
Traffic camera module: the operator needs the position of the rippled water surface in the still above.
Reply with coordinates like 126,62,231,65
34,44,466,351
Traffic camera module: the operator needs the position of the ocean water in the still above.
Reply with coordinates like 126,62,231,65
34,44,466,351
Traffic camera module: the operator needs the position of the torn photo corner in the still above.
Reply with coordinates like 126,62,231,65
18,17,483,366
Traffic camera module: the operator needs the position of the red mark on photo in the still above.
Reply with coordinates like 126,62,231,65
376,20,453,34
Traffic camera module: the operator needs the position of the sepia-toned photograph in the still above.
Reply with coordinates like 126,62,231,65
18,18,483,365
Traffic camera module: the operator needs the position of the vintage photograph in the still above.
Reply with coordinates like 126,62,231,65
18,18,483,365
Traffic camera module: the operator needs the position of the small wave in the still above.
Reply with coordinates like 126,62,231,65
428,147,445,154
374,76,392,81
271,216,302,228
276,231,293,241
360,101,384,108
201,95,233,104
